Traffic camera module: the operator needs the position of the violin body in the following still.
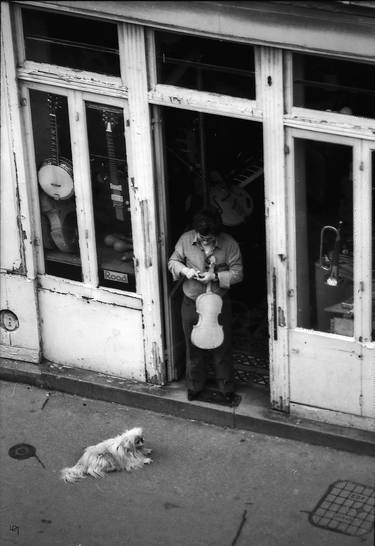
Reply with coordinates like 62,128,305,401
191,256,224,350
191,291,224,349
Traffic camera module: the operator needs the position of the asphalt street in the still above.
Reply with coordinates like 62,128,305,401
0,380,374,546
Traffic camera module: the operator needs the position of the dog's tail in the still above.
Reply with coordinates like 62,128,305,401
60,464,85,483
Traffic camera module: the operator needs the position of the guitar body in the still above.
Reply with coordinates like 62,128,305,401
40,192,78,253
210,183,253,227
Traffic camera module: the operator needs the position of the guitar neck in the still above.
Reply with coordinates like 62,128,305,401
105,131,119,184
49,112,59,164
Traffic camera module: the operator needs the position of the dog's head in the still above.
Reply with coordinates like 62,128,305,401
120,427,144,451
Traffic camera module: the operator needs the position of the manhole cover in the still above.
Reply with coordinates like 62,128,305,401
309,480,375,537
8,443,36,460
8,443,45,468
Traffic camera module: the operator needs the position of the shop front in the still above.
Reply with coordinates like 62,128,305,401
1,1,374,431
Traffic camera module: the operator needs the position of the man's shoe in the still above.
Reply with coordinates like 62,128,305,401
187,390,199,401
224,392,235,404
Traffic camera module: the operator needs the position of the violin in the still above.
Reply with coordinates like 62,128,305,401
191,258,224,350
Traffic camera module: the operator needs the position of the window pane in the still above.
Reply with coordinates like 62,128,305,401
293,53,375,118
86,103,135,292
22,9,120,76
30,90,81,281
155,31,255,99
295,139,354,335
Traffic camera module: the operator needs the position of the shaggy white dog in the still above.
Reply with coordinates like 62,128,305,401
61,427,152,483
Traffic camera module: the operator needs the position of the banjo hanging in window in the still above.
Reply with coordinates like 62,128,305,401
38,94,74,200
38,94,78,253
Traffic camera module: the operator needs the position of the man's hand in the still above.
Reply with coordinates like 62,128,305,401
195,272,215,284
182,267,199,280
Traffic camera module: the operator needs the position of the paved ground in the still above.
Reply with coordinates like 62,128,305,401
0,380,374,546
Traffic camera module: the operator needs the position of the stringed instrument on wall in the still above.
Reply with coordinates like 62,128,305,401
209,155,263,226
38,94,74,201
38,94,78,253
169,124,263,226
101,110,129,223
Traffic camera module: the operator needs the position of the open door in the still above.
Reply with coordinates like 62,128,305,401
154,105,269,387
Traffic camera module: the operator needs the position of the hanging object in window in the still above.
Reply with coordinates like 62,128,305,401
38,94,74,200
319,222,343,287
209,155,263,226
101,110,128,223
37,94,78,254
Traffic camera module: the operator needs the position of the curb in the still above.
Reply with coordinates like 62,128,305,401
1,358,374,457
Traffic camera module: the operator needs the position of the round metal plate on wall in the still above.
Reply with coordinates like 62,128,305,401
0,309,19,332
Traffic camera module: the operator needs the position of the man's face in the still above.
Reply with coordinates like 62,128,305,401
196,216,214,237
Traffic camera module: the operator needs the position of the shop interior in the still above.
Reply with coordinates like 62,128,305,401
161,107,270,393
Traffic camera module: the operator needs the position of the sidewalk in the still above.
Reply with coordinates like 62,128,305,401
0,380,374,546
0,358,374,457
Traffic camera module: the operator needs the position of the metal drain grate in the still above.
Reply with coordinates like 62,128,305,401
309,480,375,538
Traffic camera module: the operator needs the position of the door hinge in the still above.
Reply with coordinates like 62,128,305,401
278,306,286,327
359,394,364,408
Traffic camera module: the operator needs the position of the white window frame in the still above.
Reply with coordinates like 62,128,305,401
14,4,142,310
283,50,375,345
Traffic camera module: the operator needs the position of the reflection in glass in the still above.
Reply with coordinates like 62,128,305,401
86,103,135,292
155,31,255,99
22,9,120,76
295,139,354,335
29,90,81,281
293,53,375,119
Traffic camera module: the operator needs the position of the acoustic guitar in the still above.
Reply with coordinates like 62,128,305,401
40,192,78,253
209,155,263,226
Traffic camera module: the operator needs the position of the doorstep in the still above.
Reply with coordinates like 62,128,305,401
0,357,374,457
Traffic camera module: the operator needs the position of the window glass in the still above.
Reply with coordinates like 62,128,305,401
155,31,255,99
293,53,375,118
29,90,81,281
86,103,135,292
22,9,120,76
294,139,354,335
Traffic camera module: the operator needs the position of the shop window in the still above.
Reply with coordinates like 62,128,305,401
86,103,135,292
155,31,255,99
22,9,120,76
29,90,81,281
293,53,375,119
294,139,354,335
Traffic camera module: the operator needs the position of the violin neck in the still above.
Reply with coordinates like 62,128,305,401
206,260,215,293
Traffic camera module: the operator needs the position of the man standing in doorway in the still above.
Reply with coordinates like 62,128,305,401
168,207,243,402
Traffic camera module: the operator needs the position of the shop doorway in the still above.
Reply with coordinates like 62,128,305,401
156,107,269,392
